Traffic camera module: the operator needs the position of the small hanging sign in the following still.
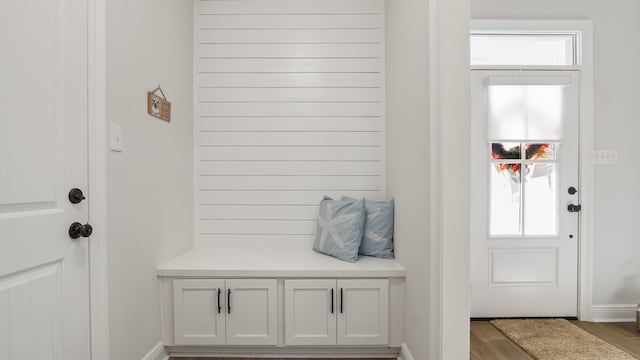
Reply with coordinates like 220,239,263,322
147,85,171,122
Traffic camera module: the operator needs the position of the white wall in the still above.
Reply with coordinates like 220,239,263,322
193,0,386,248
106,0,193,359
471,0,640,308
385,1,432,359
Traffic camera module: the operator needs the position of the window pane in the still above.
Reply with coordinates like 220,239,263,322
489,85,564,140
491,143,521,160
526,143,555,160
524,163,557,235
490,163,521,236
470,34,576,66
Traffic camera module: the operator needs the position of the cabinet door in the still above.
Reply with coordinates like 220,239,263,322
284,279,337,345
173,279,226,345
225,279,278,345
337,279,389,345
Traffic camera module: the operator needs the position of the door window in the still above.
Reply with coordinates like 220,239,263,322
490,142,557,236
471,33,577,66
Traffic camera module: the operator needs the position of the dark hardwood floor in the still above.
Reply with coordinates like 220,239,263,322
470,320,640,360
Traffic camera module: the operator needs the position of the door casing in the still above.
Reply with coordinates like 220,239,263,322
87,0,110,359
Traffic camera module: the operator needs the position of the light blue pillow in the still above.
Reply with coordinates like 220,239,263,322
361,199,395,259
343,197,395,259
313,196,366,263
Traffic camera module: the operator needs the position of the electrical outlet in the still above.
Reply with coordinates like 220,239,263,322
594,149,618,164
110,124,123,152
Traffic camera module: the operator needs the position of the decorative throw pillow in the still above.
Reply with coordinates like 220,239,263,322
343,197,395,259
361,199,395,258
313,196,366,263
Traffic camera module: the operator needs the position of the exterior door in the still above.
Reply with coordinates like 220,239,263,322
0,0,90,359
470,71,580,317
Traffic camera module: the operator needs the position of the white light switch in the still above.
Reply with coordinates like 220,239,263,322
594,149,618,164
110,124,124,152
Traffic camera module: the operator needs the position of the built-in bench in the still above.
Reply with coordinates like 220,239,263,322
157,246,406,358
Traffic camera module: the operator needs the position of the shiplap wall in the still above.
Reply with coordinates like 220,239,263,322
194,0,385,244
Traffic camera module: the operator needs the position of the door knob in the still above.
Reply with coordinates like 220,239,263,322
568,186,578,195
567,204,582,213
68,188,86,204
69,222,93,239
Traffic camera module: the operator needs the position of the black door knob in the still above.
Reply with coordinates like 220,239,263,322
567,204,582,213
68,188,86,204
69,222,93,239
568,186,578,195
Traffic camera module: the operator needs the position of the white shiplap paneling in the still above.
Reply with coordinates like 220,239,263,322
195,0,385,243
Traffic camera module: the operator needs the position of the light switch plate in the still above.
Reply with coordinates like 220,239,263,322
594,149,618,164
110,124,123,152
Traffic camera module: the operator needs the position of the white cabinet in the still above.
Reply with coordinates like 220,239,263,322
226,279,278,345
284,279,337,345
173,279,226,345
284,279,389,346
337,279,389,345
173,279,277,346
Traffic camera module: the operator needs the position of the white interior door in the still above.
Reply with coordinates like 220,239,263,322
470,70,580,317
0,0,90,359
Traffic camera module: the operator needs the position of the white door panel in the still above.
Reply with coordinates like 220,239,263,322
470,70,580,317
1,263,62,360
0,0,90,358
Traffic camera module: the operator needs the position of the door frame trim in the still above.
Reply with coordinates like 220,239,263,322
470,19,595,321
88,0,110,359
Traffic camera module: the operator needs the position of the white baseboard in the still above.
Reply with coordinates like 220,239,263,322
142,342,168,360
592,304,638,322
166,345,399,358
398,343,414,360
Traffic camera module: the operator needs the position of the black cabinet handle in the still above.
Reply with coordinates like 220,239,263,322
227,288,231,314
340,288,343,314
331,288,334,314
217,288,221,314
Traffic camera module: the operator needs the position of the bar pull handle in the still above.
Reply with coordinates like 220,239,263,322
331,288,334,314
340,288,344,314
217,288,221,314
227,288,231,314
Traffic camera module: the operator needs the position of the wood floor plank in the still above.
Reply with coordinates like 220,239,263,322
490,338,534,360
470,321,533,360
472,321,510,341
470,330,509,360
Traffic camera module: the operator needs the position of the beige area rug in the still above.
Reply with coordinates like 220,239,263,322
491,319,635,360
